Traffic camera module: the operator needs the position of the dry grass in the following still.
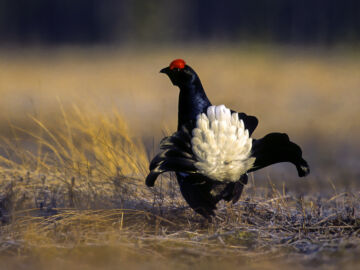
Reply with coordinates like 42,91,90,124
0,45,359,269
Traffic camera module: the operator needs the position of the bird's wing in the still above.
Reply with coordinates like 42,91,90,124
231,110,258,136
248,132,310,177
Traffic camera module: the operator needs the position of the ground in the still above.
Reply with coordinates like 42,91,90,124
0,45,359,270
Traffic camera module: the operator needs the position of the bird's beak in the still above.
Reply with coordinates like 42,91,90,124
160,67,170,74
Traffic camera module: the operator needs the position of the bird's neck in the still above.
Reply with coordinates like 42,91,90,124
177,81,211,130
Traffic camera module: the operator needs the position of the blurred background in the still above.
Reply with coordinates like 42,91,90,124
0,0,359,191
0,0,360,46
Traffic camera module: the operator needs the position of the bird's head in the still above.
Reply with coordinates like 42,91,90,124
160,59,198,87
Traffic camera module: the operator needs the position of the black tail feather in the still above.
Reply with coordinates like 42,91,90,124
160,135,191,152
248,133,310,177
145,171,161,187
236,112,258,136
160,124,193,151
146,125,195,187
146,157,197,187
149,148,193,171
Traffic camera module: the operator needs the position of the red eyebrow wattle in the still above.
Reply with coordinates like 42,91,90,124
169,59,186,70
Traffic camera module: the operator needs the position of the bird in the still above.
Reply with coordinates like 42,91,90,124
146,59,310,218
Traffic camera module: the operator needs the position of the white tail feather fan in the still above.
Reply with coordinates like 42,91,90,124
191,105,255,182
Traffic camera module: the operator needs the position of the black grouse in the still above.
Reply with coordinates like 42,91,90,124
146,59,310,218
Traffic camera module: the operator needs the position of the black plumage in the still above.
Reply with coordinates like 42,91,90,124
146,59,310,218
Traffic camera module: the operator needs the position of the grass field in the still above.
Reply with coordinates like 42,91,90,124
0,45,359,269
